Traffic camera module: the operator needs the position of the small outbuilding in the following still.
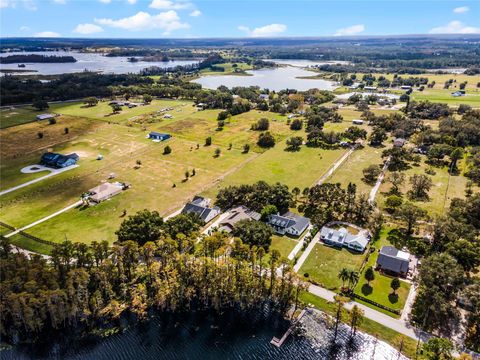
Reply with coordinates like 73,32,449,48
36,113,56,121
393,138,406,148
148,132,171,142
352,119,364,125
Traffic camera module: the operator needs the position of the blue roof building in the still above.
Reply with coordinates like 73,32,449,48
148,132,171,141
41,152,79,168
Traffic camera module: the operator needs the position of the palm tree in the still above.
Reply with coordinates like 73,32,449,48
347,270,359,291
349,305,364,338
338,268,350,290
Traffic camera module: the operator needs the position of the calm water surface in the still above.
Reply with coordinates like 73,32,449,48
192,66,338,91
1,310,407,360
0,51,197,75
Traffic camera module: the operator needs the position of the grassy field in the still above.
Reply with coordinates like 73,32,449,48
299,243,366,291
328,144,385,196
50,99,192,124
199,62,253,76
0,105,46,128
411,88,480,107
378,157,472,216
202,138,347,199
299,291,420,359
270,235,297,259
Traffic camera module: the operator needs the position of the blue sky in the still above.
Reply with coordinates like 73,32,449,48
1,0,479,38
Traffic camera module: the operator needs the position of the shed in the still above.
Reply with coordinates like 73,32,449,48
36,113,56,121
352,119,364,125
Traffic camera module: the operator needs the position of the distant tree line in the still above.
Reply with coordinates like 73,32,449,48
0,54,77,64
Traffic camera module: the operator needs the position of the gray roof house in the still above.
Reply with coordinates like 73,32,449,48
267,212,310,237
320,226,370,252
181,196,220,223
36,113,56,121
393,138,406,147
219,205,261,233
376,246,410,276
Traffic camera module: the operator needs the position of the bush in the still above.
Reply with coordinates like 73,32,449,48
290,119,303,130
163,145,172,155
205,137,212,146
251,118,269,131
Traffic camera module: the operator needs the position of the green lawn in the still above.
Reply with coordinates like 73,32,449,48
299,243,366,291
299,291,420,359
8,233,54,255
269,235,297,260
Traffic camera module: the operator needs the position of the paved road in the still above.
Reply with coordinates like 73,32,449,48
307,283,430,342
5,200,83,238
0,165,78,197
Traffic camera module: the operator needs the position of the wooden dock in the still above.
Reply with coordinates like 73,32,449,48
270,308,307,347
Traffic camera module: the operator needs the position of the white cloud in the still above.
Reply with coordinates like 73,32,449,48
126,0,137,4
20,25,30,31
74,23,104,34
149,0,191,10
430,20,480,34
453,6,469,13
334,24,365,36
52,0,66,4
96,10,189,34
189,9,201,17
238,23,287,37
99,0,111,3
0,0,13,8
34,31,61,37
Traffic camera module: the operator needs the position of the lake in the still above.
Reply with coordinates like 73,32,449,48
192,66,338,92
0,51,198,76
1,309,407,360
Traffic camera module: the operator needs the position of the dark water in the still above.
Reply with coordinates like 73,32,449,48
1,310,407,360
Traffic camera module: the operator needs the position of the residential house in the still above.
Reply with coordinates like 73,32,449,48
376,246,410,276
319,226,370,252
364,86,378,91
40,152,79,168
259,94,269,101
219,205,261,233
352,119,364,125
267,212,310,237
87,182,124,204
400,85,412,90
181,196,221,223
148,132,171,142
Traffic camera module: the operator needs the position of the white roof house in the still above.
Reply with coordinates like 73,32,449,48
320,226,370,252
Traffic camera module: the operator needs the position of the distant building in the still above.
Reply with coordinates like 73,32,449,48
451,91,465,97
352,119,364,125
364,86,377,91
219,205,261,233
400,85,412,90
267,212,310,237
393,138,406,148
148,132,171,142
181,196,221,223
319,226,370,252
40,152,79,168
376,246,411,276
163,114,173,119
259,94,269,101
36,113,56,121
87,182,123,204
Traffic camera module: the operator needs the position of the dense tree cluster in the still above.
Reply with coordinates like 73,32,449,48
300,183,374,226
0,231,298,345
215,181,293,213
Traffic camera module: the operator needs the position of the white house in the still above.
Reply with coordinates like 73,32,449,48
320,226,370,252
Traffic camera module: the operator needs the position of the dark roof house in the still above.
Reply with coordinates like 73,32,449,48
376,246,410,276
219,205,261,233
267,212,310,237
41,152,79,168
182,196,221,223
